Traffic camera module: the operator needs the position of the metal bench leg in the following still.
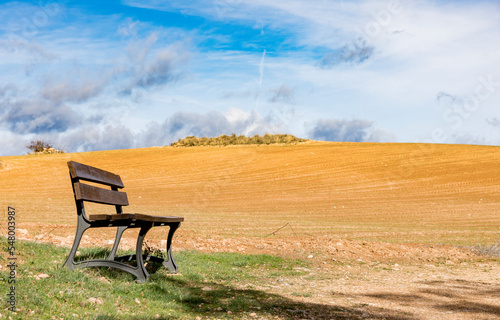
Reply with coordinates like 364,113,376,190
108,226,127,260
135,223,153,283
111,223,182,275
63,216,90,269
163,222,181,273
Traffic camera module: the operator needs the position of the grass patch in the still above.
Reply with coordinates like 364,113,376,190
291,292,312,298
0,238,375,319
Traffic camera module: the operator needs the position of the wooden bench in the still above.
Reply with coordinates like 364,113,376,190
63,161,184,282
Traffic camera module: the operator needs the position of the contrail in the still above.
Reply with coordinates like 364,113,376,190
255,49,266,109
259,49,266,86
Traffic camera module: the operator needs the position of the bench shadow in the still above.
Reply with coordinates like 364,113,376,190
75,251,499,319
363,279,500,318
85,272,415,319
145,277,415,320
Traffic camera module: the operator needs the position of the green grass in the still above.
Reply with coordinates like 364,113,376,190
1,238,366,320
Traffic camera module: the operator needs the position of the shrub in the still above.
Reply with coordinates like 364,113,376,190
26,140,52,153
170,134,307,147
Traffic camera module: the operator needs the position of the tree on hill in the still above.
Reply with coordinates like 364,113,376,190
26,140,53,153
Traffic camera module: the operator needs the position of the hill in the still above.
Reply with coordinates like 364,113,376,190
1,141,499,245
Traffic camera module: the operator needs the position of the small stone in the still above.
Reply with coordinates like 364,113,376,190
98,276,110,284
160,240,167,251
36,273,49,280
88,297,103,305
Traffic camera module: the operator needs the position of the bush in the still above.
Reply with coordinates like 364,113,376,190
27,140,52,153
26,139,65,155
170,134,307,147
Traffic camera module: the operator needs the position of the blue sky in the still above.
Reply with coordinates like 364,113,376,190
1,0,500,155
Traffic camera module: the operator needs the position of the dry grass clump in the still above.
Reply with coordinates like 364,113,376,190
469,243,500,257
29,147,65,155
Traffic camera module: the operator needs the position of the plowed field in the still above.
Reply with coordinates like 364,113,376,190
1,141,500,319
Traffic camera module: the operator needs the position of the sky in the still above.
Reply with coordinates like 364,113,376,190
1,0,500,156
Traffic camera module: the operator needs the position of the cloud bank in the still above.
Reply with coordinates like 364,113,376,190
309,119,392,143
137,108,289,147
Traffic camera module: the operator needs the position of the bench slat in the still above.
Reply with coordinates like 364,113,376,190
74,182,129,206
68,161,125,188
133,213,184,223
87,214,134,221
88,213,184,223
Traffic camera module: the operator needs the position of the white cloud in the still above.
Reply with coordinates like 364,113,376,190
62,124,135,152
137,107,288,147
309,118,394,143
0,131,31,156
126,1,500,100
118,18,140,37
2,99,80,134
268,84,295,103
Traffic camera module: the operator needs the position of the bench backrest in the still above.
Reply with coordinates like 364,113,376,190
68,161,129,214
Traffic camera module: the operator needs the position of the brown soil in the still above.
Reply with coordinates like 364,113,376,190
1,142,500,319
